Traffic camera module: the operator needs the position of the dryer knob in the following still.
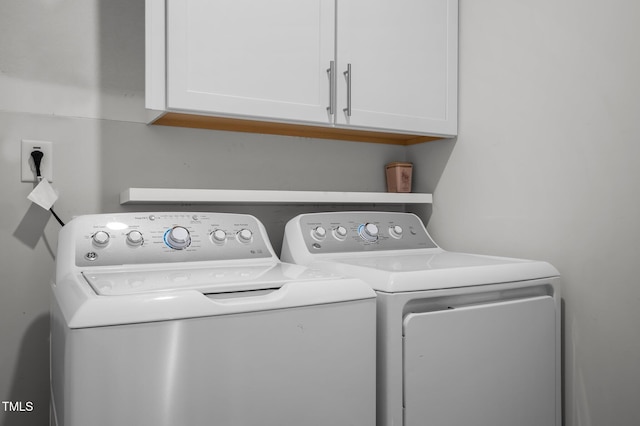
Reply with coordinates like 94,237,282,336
358,223,379,242
312,226,327,240
237,228,253,243
333,226,348,240
166,226,191,250
211,229,227,244
126,230,144,246
92,231,110,247
389,225,403,238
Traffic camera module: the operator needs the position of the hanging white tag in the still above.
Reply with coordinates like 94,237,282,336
27,179,59,210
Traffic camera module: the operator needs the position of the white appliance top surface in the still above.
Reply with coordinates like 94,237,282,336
282,212,559,293
332,251,522,272
57,261,374,329
319,250,559,292
83,262,337,296
54,212,375,328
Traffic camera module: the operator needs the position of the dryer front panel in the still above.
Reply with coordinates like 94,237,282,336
403,296,556,426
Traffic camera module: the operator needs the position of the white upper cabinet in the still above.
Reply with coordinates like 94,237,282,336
146,0,458,144
335,0,457,136
163,0,335,123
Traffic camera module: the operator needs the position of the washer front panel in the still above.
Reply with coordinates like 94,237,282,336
72,212,272,267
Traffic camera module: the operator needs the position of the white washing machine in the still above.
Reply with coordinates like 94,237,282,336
51,212,376,426
281,211,561,426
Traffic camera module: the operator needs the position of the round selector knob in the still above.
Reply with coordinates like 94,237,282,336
165,226,191,250
358,223,379,242
312,226,327,240
210,229,227,244
389,225,403,239
237,228,253,243
333,226,348,240
126,230,144,246
92,231,110,247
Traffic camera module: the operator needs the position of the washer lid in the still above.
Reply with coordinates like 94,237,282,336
82,263,336,296
321,251,559,292
55,262,375,329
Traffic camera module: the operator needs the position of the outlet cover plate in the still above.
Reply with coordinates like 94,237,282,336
21,139,53,182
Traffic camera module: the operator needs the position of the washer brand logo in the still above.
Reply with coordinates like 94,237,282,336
2,401,34,412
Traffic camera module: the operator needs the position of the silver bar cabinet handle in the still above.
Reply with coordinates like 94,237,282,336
326,60,335,115
343,63,352,117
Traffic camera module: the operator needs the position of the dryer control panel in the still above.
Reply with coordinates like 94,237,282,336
66,212,275,267
286,212,438,255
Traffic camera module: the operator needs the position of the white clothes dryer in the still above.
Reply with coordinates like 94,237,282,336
51,212,376,426
281,211,561,426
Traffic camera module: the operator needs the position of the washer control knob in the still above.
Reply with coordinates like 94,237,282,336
165,226,191,250
126,230,144,246
211,229,227,244
312,226,327,240
358,223,379,242
389,225,403,238
92,231,110,247
333,226,348,240
237,228,253,243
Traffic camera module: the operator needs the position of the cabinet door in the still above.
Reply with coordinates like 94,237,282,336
166,0,335,124
336,0,457,135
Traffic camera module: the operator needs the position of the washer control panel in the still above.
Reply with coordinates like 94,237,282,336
294,212,438,254
71,212,274,267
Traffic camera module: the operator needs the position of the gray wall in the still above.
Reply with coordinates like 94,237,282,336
409,1,640,425
2,1,639,426
0,1,405,425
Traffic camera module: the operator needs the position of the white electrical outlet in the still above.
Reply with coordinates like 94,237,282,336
21,139,53,182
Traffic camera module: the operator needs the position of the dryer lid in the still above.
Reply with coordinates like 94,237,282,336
333,251,521,272
321,251,559,292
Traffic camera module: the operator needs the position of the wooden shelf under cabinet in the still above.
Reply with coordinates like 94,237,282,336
151,113,443,146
